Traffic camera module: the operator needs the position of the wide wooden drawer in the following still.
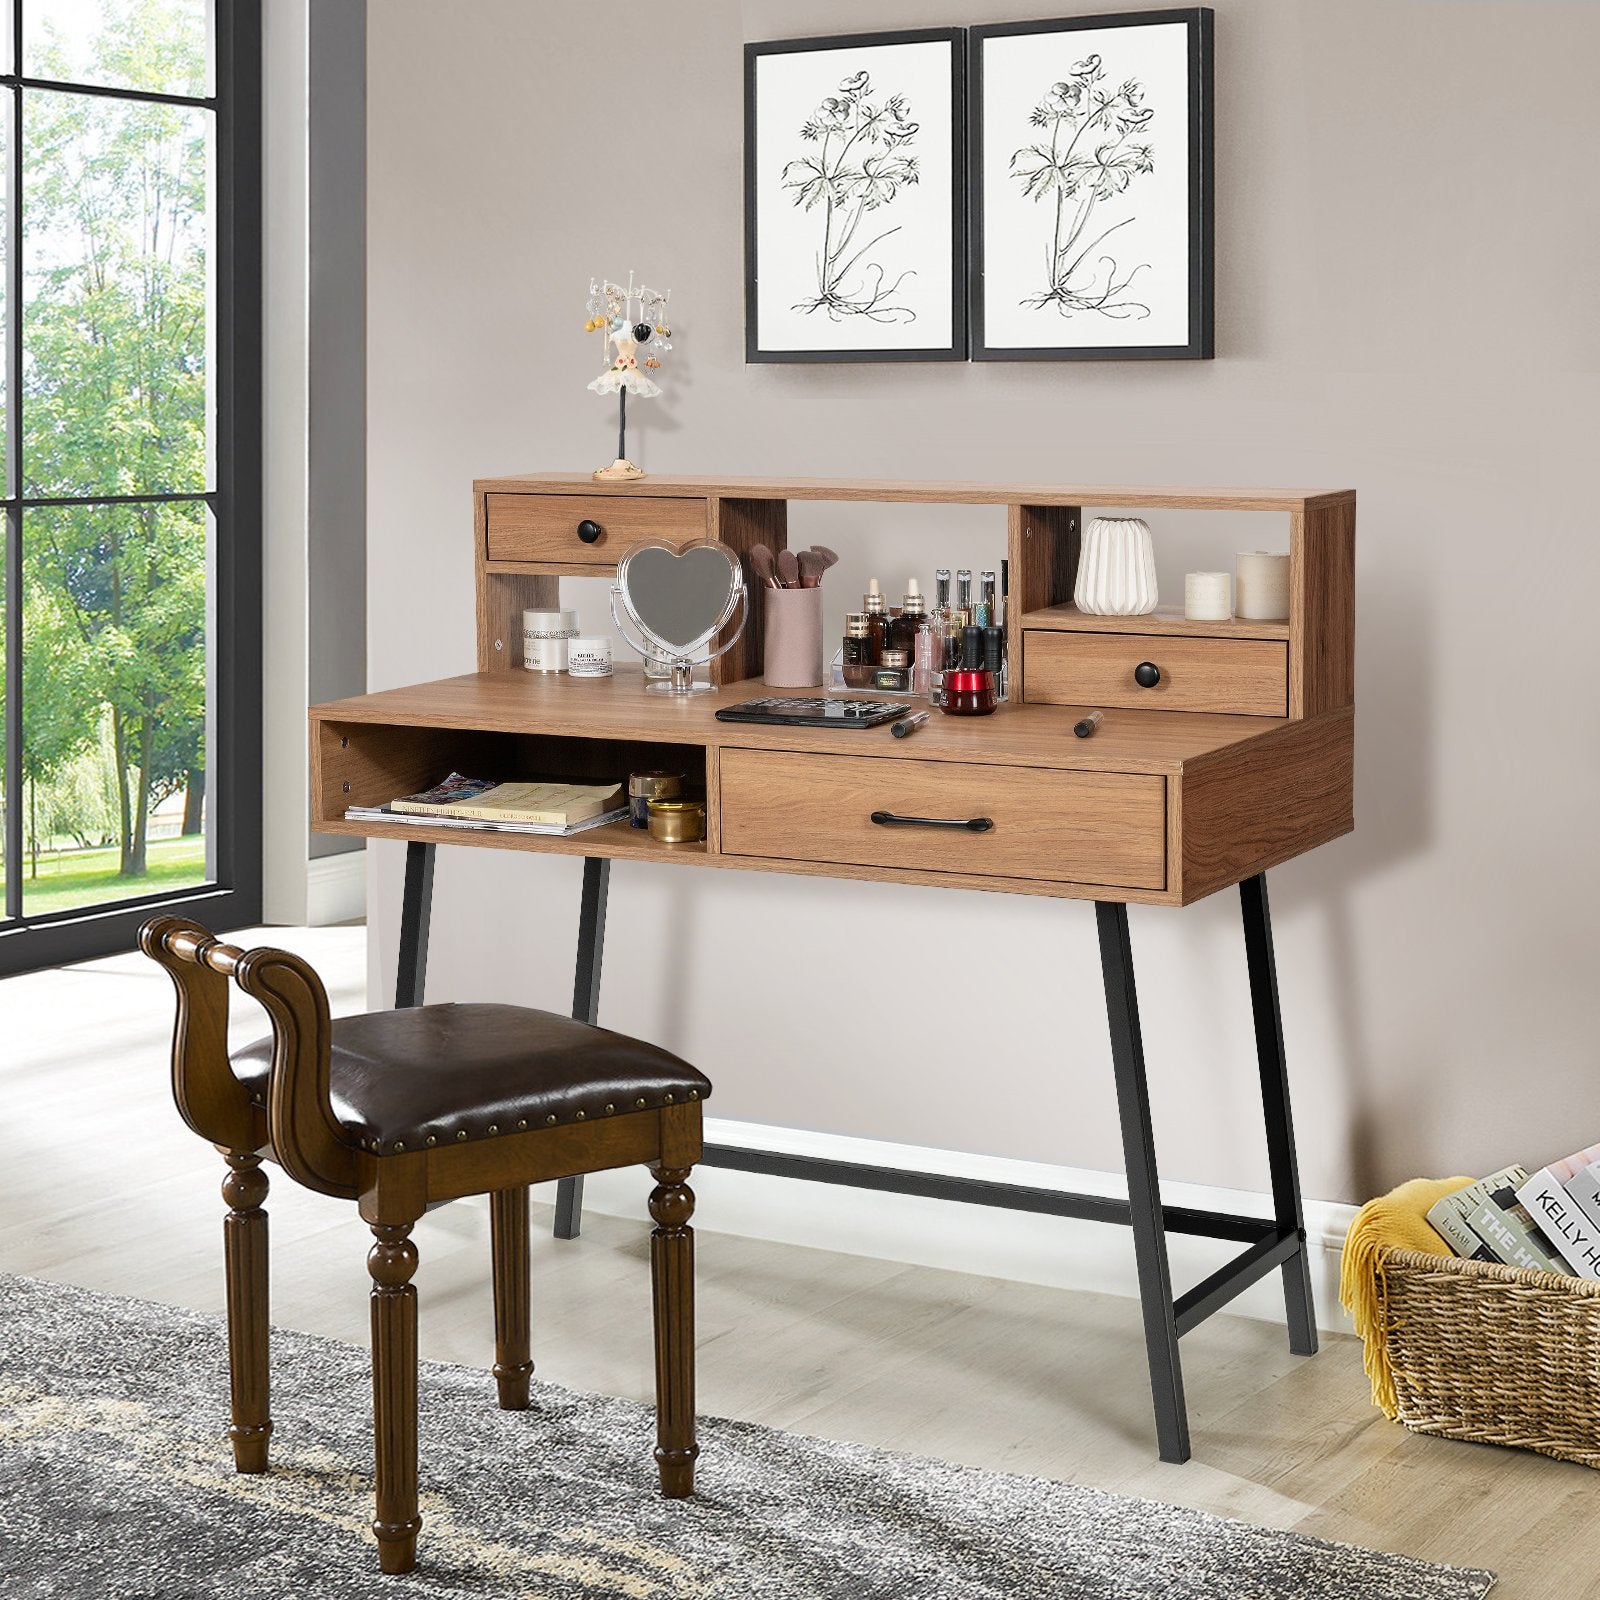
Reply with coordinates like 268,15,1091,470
1025,631,1288,716
483,493,706,564
720,748,1165,891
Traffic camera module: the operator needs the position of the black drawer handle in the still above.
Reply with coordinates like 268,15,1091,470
871,810,994,833
576,518,603,544
1134,661,1161,688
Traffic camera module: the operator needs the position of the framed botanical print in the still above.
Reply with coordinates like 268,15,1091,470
745,28,967,363
970,10,1213,361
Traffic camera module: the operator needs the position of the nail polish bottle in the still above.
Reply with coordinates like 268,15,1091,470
983,625,1006,702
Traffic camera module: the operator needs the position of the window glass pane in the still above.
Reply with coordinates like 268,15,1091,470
0,541,8,921
26,0,210,98
23,88,211,497
21,500,210,916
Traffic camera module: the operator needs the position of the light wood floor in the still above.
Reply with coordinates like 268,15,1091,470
4,926,1596,1597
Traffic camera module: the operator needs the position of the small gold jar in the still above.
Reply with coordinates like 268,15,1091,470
647,797,705,844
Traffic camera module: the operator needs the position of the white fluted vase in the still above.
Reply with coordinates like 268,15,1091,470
1074,517,1158,616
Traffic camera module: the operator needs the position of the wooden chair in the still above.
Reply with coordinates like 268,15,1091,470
139,914,709,1575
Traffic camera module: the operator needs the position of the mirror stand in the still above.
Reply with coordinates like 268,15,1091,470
610,540,750,696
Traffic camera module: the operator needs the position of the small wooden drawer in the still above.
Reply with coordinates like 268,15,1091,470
483,493,707,565
1025,631,1288,717
720,748,1165,891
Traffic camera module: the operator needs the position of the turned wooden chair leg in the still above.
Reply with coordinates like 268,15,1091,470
221,1152,272,1474
368,1220,422,1575
489,1186,533,1409
648,1163,698,1498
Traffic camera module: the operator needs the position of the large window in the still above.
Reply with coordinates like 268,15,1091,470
0,0,259,973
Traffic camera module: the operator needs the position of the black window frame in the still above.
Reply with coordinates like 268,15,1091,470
0,0,262,975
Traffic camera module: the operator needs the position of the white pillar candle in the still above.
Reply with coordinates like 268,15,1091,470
1234,552,1290,621
1184,571,1232,621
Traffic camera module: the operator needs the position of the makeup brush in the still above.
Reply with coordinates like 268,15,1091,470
777,548,801,589
808,545,839,571
797,549,827,588
749,545,778,589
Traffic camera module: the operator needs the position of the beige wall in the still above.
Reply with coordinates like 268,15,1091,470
365,0,1600,1206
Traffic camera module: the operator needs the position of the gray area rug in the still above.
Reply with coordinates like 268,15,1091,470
0,1274,1493,1599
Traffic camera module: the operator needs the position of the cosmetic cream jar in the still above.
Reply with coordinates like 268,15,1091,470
566,636,613,678
522,609,577,672
647,797,705,844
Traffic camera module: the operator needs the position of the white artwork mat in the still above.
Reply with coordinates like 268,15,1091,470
753,39,956,353
979,21,1192,350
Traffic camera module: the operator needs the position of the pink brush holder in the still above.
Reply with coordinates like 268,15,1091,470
762,586,824,688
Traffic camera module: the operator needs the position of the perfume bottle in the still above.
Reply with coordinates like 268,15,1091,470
890,578,927,658
862,578,888,665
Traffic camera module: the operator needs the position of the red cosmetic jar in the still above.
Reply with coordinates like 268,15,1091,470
940,669,997,716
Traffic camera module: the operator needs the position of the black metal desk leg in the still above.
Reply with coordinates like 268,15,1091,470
554,857,611,1241
1096,900,1190,1465
395,842,436,1009
1240,873,1318,1356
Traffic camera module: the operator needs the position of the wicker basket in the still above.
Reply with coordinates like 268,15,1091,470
1376,1247,1600,1466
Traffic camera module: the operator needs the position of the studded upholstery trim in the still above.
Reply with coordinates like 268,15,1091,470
230,1003,711,1157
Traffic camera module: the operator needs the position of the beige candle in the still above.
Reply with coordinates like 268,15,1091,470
1184,571,1232,621
1235,552,1290,621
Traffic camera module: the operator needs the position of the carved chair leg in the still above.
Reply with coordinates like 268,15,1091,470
368,1221,422,1575
489,1186,533,1409
221,1153,271,1474
648,1164,698,1498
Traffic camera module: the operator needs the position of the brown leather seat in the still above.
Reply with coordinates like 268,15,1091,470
234,1002,711,1157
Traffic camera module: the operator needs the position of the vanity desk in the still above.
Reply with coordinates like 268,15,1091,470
310,473,1355,1464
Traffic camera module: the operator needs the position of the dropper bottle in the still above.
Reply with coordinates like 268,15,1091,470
890,577,927,658
862,578,888,665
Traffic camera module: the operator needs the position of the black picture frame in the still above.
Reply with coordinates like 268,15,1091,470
969,9,1213,362
744,28,967,364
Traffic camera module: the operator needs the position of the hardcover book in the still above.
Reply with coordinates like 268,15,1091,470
1468,1199,1566,1276
390,773,625,827
1425,1192,1496,1262
1425,1167,1528,1261
1565,1163,1600,1233
1517,1163,1600,1279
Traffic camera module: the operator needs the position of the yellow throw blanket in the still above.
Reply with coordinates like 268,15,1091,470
1339,1176,1471,1419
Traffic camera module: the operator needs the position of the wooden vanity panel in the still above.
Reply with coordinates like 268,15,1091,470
719,748,1166,891
483,492,708,565
1024,632,1289,717
1008,504,1080,706
1290,500,1356,718
1177,708,1354,901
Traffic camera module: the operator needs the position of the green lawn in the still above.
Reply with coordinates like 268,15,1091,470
3,835,209,918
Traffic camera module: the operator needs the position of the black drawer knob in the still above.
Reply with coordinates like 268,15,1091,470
576,518,603,545
1134,661,1161,688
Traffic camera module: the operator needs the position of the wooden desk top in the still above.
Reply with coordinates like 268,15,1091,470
473,472,1355,515
312,668,1289,778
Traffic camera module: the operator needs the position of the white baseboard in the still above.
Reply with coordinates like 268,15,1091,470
305,849,367,926
561,1119,1356,1336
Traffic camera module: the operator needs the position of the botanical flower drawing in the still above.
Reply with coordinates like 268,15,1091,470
1009,54,1155,319
782,70,921,322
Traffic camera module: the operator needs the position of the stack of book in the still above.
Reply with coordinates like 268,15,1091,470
346,773,628,837
1426,1144,1600,1279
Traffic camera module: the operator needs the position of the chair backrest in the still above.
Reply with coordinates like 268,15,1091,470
139,916,358,1197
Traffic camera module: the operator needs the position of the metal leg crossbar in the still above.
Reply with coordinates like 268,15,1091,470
390,839,1317,1461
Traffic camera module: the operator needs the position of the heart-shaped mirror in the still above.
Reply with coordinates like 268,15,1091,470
611,540,748,695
